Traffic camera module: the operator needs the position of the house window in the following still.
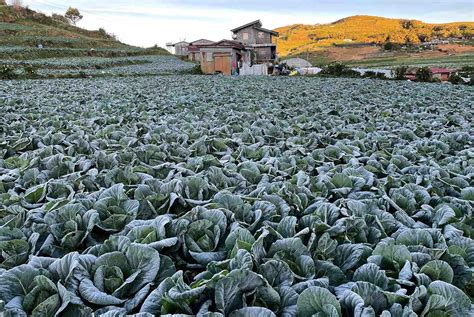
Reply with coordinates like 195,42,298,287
242,33,249,40
206,52,213,62
258,32,264,38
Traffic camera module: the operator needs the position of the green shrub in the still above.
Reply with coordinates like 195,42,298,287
448,73,463,85
394,66,408,80
383,42,401,51
51,13,69,24
22,64,36,77
321,63,360,78
182,63,203,75
415,67,433,82
363,71,376,78
362,71,387,80
0,64,16,79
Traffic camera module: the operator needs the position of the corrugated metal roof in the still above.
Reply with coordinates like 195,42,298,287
200,39,246,50
171,41,189,46
231,20,262,33
190,39,215,45
430,67,456,74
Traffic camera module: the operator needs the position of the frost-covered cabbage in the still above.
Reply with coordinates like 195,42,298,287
0,75,473,316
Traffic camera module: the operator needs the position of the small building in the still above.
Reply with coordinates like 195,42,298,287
169,41,189,56
188,39,215,62
430,67,457,81
199,40,250,75
231,20,279,64
405,67,457,81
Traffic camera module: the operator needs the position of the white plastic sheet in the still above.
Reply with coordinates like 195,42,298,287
240,63,268,76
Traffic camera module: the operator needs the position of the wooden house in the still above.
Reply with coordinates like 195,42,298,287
231,20,279,63
199,40,250,75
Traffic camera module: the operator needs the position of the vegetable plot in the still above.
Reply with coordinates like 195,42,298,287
1,55,195,77
0,76,473,316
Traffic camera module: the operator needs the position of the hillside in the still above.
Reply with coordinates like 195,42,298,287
276,15,474,58
0,4,168,59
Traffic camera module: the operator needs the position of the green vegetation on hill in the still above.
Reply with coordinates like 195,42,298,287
0,4,169,59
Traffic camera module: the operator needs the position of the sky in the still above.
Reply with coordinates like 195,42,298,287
20,1,474,48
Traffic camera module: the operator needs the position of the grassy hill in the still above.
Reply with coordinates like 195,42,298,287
275,15,474,66
0,4,168,59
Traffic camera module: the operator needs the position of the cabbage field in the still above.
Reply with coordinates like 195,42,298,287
0,75,473,317
2,55,195,77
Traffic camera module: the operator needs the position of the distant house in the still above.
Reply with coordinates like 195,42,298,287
231,20,279,64
430,67,457,81
188,39,215,61
405,67,457,81
169,41,189,56
199,40,249,75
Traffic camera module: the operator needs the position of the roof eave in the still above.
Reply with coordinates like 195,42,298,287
231,20,262,33
254,27,279,36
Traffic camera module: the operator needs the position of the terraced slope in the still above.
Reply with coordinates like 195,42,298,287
0,4,169,59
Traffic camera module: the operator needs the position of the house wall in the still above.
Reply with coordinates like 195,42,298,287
174,43,189,56
234,27,275,46
255,31,272,44
233,26,276,63
200,47,238,75
255,47,272,62
433,73,450,81
188,51,200,61
234,26,257,45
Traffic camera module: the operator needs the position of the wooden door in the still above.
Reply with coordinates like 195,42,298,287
214,54,231,75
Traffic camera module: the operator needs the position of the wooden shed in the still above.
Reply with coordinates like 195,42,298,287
199,40,249,75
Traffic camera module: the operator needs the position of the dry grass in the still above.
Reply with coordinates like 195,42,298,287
275,15,474,57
